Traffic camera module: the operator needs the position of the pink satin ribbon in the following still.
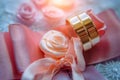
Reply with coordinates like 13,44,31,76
22,37,86,80
0,9,120,79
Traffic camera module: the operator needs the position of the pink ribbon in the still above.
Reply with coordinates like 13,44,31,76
0,9,120,79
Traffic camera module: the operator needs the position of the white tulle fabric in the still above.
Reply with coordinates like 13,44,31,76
22,30,85,80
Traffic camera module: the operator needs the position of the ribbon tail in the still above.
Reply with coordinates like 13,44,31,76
72,37,86,71
21,58,56,80
71,57,84,80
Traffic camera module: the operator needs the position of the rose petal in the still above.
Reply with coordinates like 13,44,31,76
40,30,69,59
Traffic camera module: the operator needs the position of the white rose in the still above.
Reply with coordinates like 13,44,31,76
39,30,69,58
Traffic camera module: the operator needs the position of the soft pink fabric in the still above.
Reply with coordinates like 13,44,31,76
84,9,120,64
22,36,85,80
2,24,44,79
83,66,105,80
0,9,120,79
32,0,48,9
0,33,13,80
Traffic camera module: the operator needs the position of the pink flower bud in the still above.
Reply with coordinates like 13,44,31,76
17,3,37,25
